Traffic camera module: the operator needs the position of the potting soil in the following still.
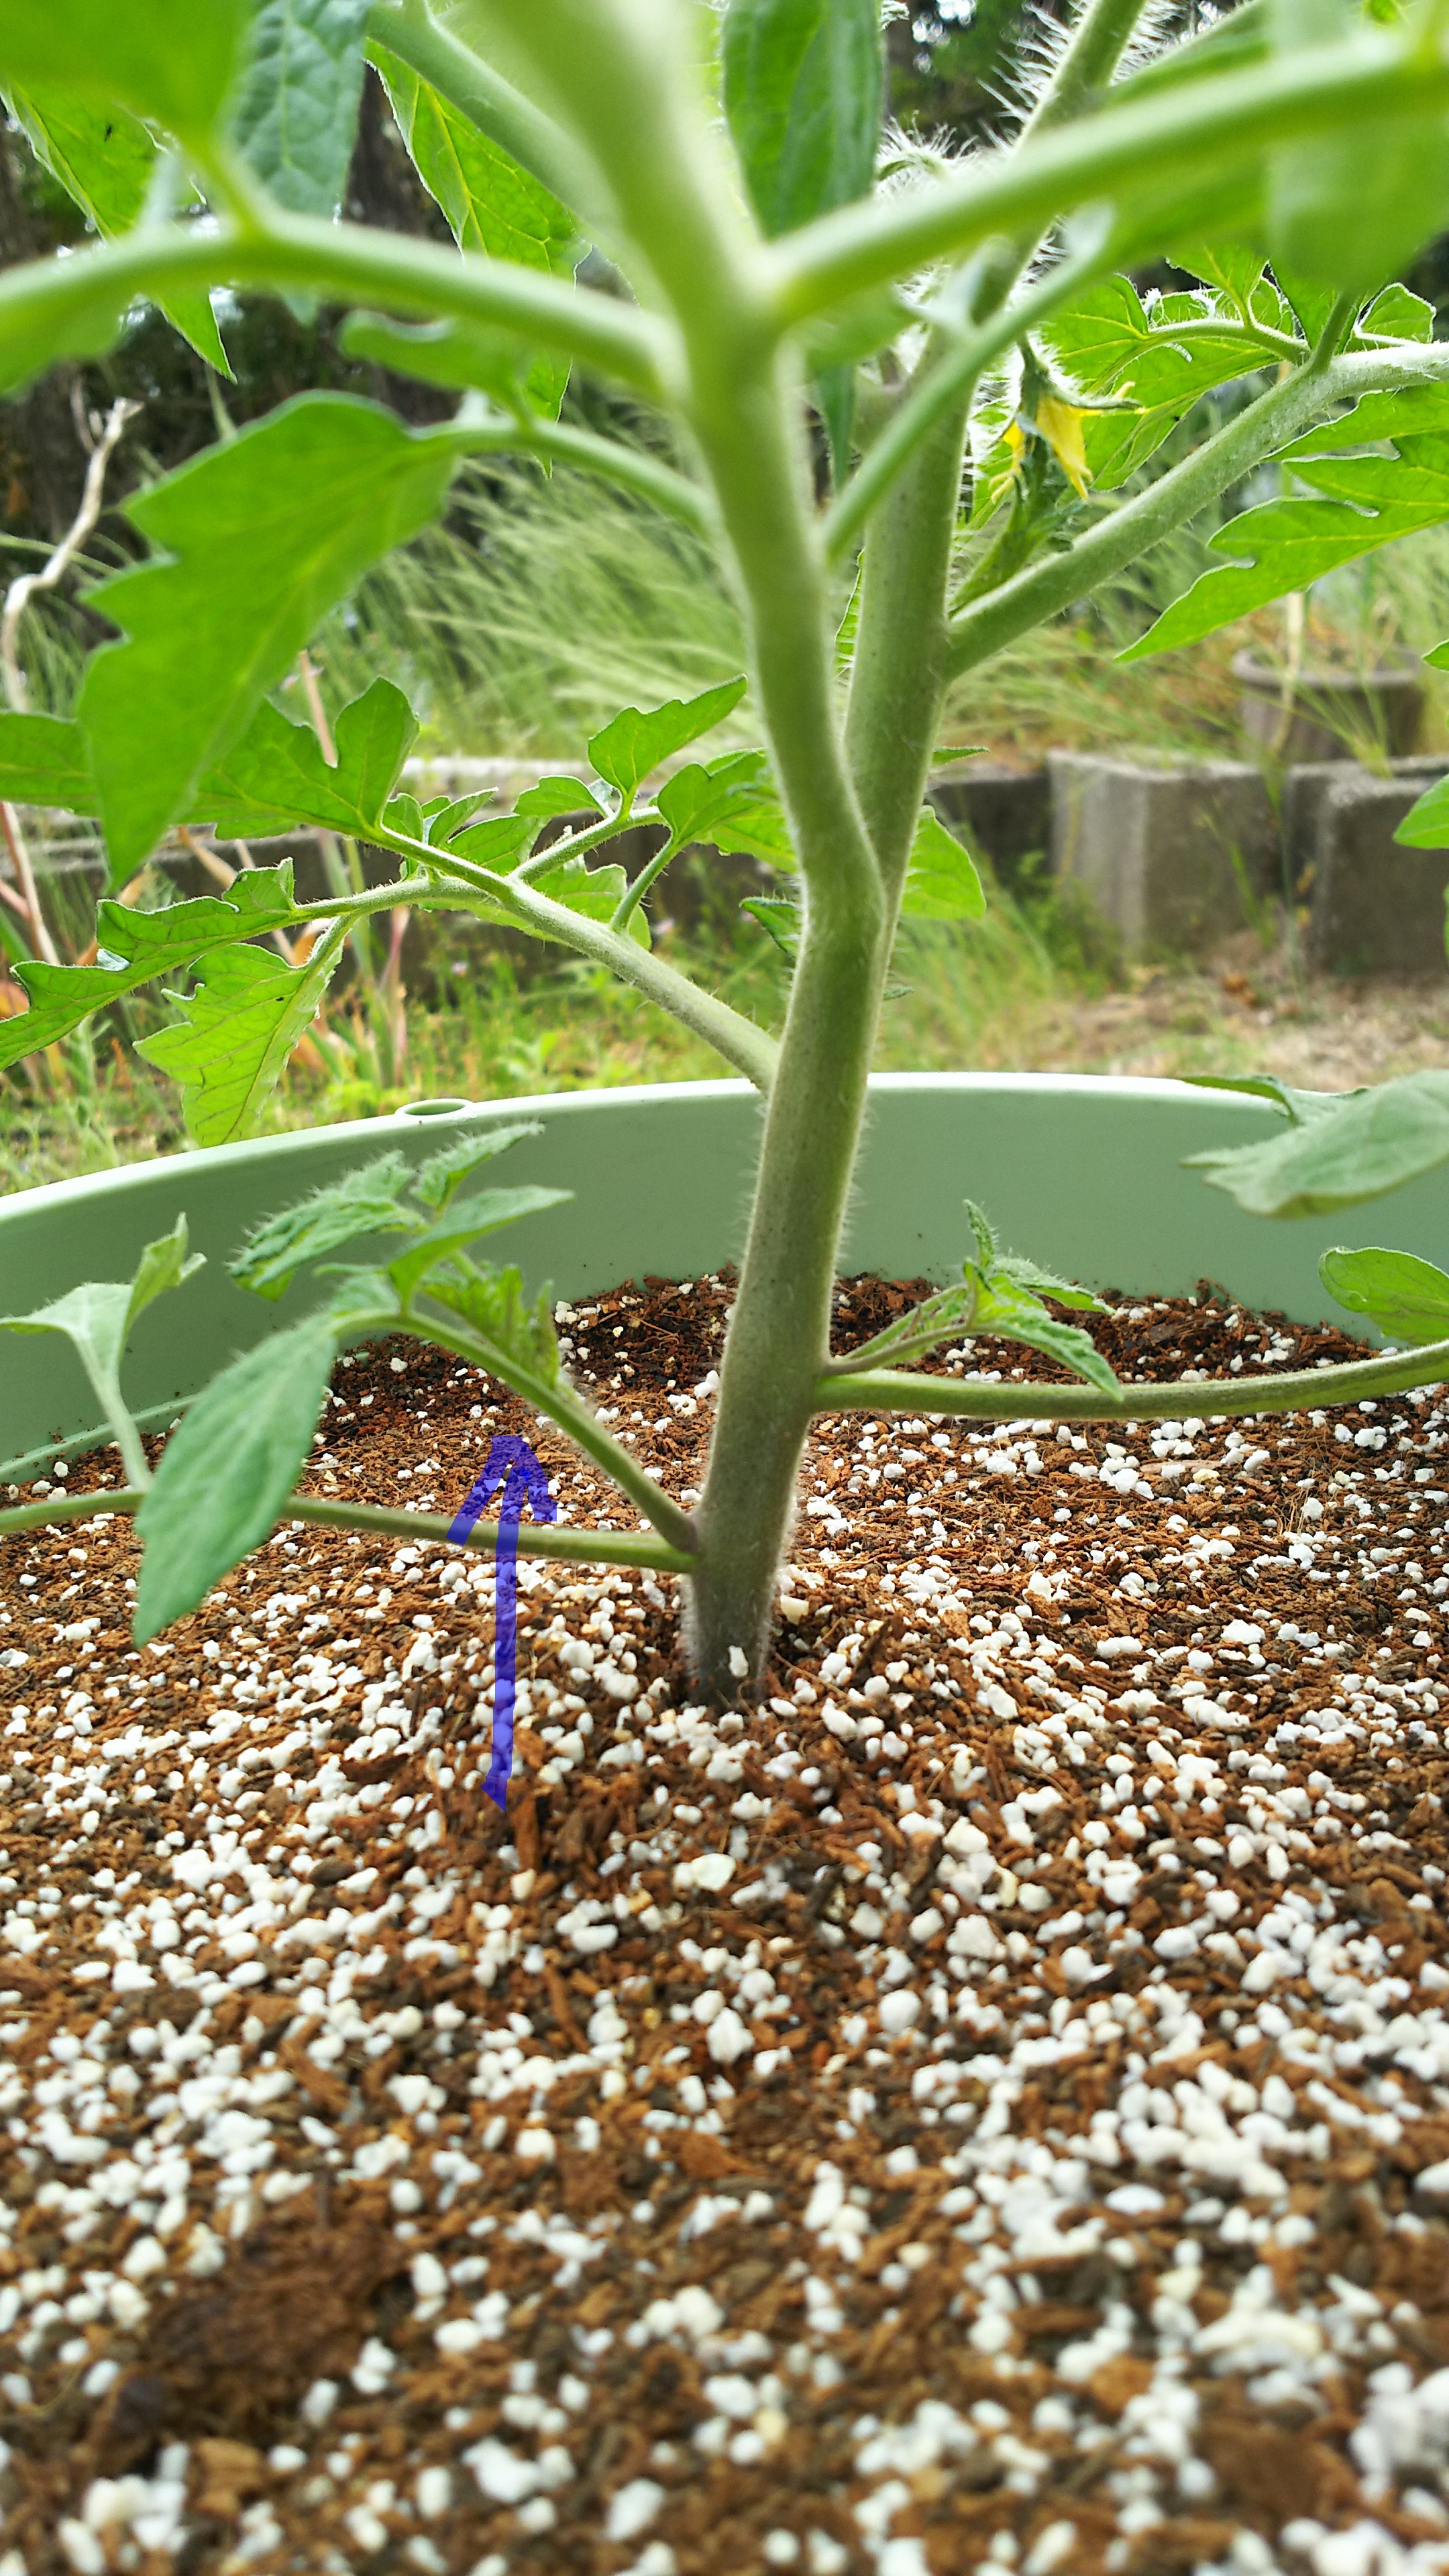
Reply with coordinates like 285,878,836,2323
3,1279,1449,2576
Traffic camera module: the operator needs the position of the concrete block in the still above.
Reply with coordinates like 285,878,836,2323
930,760,1050,888
1048,749,1275,957
1305,758,1449,975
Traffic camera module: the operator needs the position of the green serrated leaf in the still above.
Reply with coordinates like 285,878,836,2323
443,810,536,870
0,0,247,140
191,679,417,841
230,0,369,219
514,775,603,822
1320,1244,1449,1346
230,1152,414,1301
655,748,774,849
963,1197,998,1271
1187,1069,1449,1218
0,711,93,811
0,867,299,1073
588,680,747,800
901,806,985,921
1358,284,1436,343
425,1262,561,1387
0,1216,202,1481
1123,384,1449,662
390,1183,571,1301
371,42,578,418
413,1121,543,1210
77,394,465,880
529,853,651,950
722,0,882,240
741,893,800,961
5,85,229,370
135,1313,338,1641
996,1255,1107,1313
136,934,342,1146
0,1215,201,1391
972,1276,1120,1397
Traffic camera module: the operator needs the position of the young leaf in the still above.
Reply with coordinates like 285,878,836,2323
441,810,537,871
0,1216,202,1485
1320,1246,1449,1346
971,1277,1120,1397
514,775,604,821
0,869,300,1073
900,807,985,922
425,1263,561,1387
655,749,777,851
371,43,578,417
191,680,418,841
1124,384,1449,662
0,711,94,811
741,893,800,962
722,0,882,239
134,1313,338,1641
136,936,343,1146
0,1217,201,1404
529,853,651,949
1187,1071,1449,1218
229,0,370,219
414,1122,545,1210
1358,284,1436,344
5,85,228,370
588,680,747,800
77,396,466,880
388,1185,572,1301
838,1279,979,1371
230,1152,415,1300
0,0,248,141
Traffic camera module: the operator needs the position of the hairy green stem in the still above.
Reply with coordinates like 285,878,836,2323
770,32,1449,324
817,1341,1449,1422
608,832,679,932
459,409,712,531
0,211,670,400
944,343,1449,678
0,1481,694,1569
291,843,780,1093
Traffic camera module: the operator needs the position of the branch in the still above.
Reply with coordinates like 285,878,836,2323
769,32,1449,327
943,342,1449,680
460,409,712,534
815,1338,1449,1423
0,212,672,402
0,1481,696,1570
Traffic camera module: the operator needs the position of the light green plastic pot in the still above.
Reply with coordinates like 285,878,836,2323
3,1073,1446,1484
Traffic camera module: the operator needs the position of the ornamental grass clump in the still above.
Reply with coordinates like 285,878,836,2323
7,0,1449,1688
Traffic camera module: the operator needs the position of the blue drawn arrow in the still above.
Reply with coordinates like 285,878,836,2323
447,1434,557,1809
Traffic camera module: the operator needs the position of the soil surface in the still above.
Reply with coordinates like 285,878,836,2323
4,1278,1449,2576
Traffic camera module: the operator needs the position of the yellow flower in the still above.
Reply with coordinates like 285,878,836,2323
1034,394,1093,498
